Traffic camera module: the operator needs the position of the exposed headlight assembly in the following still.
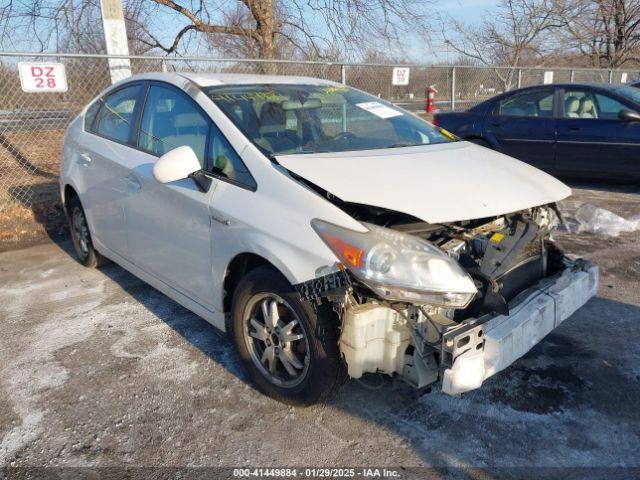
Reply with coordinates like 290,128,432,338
312,219,478,308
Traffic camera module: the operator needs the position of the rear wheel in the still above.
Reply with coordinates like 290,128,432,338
231,266,346,405
67,196,109,268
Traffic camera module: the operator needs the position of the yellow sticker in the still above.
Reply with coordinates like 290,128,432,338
439,128,457,141
490,233,505,244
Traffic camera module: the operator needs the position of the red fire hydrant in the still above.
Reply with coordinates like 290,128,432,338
426,84,437,113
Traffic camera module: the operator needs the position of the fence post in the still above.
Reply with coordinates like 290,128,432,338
450,66,456,111
341,64,346,85
570,70,575,83
161,59,167,72
517,68,522,89
609,69,614,83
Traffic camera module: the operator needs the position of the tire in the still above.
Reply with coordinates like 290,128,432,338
67,196,109,268
231,266,346,406
467,138,493,149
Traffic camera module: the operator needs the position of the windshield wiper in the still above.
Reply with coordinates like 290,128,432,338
385,142,420,149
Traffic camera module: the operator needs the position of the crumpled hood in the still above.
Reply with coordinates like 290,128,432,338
276,142,571,224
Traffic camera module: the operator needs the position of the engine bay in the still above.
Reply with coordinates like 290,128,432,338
295,195,577,392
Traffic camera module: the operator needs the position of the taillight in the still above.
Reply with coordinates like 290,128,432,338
432,116,440,127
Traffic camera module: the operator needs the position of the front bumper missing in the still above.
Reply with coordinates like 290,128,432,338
441,259,599,396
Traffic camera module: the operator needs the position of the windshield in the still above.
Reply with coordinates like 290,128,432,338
615,85,640,105
205,84,454,156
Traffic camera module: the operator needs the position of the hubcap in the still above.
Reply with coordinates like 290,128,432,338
243,293,310,388
71,208,90,256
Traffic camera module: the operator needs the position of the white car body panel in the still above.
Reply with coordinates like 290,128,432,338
60,73,364,329
59,72,596,396
276,142,572,223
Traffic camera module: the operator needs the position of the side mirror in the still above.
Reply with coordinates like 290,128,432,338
619,108,640,122
153,146,201,183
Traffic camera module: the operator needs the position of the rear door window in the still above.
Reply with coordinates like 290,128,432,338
84,100,101,132
497,89,555,118
95,85,142,144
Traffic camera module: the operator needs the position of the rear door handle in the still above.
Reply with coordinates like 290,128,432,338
125,174,142,193
79,153,92,166
569,126,581,131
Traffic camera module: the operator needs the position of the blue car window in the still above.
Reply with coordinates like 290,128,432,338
595,94,627,120
498,90,554,118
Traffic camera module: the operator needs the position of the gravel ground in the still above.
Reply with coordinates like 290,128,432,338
0,182,639,478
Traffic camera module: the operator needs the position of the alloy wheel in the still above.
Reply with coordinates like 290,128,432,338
71,207,90,257
243,293,310,388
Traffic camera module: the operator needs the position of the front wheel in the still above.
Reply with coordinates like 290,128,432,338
231,266,346,405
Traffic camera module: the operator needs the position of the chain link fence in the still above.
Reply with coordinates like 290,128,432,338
1,51,638,245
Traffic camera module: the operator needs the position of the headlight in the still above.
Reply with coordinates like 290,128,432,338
311,219,477,307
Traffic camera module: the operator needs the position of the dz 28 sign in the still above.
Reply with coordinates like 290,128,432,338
19,63,68,92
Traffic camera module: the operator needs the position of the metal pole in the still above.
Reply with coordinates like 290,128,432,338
341,64,347,132
451,66,456,111
609,69,614,83
570,70,575,83
100,0,131,83
517,69,522,89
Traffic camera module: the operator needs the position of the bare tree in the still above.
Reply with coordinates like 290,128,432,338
0,0,159,54
1,0,432,69
555,0,640,68
440,0,566,89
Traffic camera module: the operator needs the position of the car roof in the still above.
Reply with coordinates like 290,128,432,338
468,82,637,111
119,71,342,88
501,82,635,94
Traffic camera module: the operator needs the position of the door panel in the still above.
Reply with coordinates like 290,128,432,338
76,83,144,259
485,88,557,172
125,83,217,308
125,153,217,308
555,88,640,180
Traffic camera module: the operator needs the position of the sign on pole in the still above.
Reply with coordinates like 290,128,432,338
621,72,628,83
392,67,411,86
543,71,554,84
18,63,68,92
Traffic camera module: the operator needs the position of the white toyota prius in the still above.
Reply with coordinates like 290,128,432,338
60,72,598,405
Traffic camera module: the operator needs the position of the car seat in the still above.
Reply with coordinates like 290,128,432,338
160,113,208,165
258,102,299,152
579,98,598,119
564,96,580,118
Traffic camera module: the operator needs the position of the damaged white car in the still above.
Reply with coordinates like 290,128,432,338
60,73,598,405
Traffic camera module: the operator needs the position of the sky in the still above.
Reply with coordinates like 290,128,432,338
134,0,500,63
4,0,499,63
420,0,498,62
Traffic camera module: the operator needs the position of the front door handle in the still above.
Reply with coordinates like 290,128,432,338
569,126,581,131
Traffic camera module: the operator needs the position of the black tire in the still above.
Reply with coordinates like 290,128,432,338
231,266,346,406
67,196,109,268
467,138,493,149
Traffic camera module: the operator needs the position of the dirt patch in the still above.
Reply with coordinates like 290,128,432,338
0,200,67,253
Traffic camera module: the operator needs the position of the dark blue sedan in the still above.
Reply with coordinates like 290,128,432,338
433,83,640,181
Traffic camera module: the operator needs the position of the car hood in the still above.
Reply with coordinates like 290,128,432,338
276,141,571,224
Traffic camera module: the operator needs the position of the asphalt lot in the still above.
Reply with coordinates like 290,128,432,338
0,182,639,477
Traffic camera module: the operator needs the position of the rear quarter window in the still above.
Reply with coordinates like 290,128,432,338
84,100,101,132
